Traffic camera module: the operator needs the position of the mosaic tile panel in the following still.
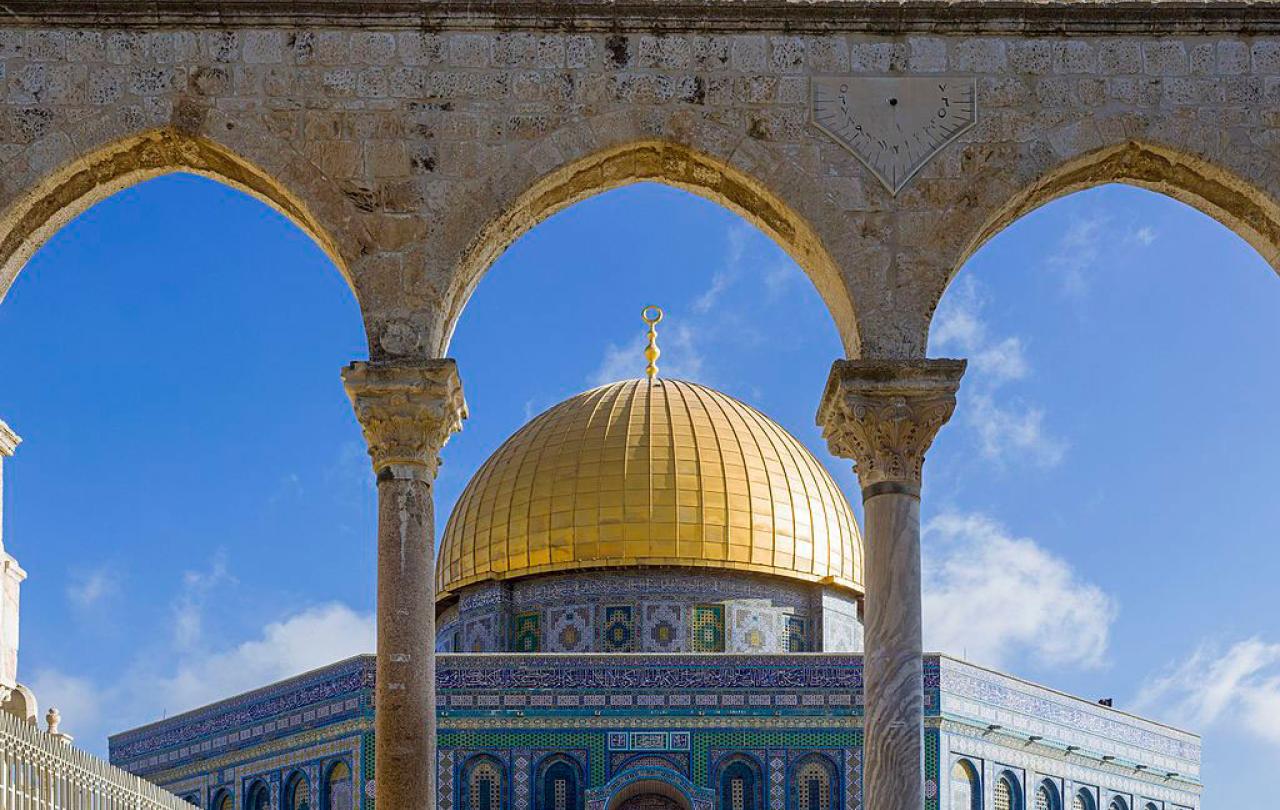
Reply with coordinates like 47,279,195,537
784,617,806,653
691,605,725,653
731,607,775,652
924,729,939,810
547,607,592,653
768,751,786,810
643,604,684,652
602,606,635,652
514,612,542,653
514,749,532,810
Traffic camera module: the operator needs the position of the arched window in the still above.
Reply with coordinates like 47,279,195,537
1143,804,1158,810
463,757,505,810
1072,790,1096,810
716,756,762,810
537,757,582,810
286,773,311,810
1107,798,1128,810
994,772,1022,810
325,761,353,810
247,781,271,810
1034,781,1060,810
214,791,234,810
950,759,980,810
792,756,837,810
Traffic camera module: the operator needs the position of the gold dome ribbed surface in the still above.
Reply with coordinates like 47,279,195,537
437,379,863,599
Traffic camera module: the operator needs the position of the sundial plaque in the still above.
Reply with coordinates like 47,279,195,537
811,77,977,196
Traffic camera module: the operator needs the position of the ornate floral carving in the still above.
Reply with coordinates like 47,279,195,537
342,359,467,477
816,360,965,491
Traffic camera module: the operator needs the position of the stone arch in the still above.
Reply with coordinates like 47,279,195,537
0,127,361,316
441,137,860,358
923,139,1280,352
963,140,1280,272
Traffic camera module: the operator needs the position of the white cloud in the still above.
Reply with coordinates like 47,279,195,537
172,553,235,650
29,601,374,755
931,278,1062,467
66,567,119,610
1129,225,1157,247
972,336,1029,384
923,512,1115,671
1045,216,1106,296
1135,638,1280,747
149,602,375,715
966,392,1067,468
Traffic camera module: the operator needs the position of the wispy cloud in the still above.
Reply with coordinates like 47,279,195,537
589,221,806,388
66,566,119,610
590,323,706,386
1043,214,1157,295
1135,638,1280,747
29,552,373,755
931,277,1064,467
923,512,1115,670
1129,225,1157,247
966,392,1066,468
1045,216,1106,296
173,552,236,650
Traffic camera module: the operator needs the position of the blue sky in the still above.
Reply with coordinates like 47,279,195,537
0,174,1276,806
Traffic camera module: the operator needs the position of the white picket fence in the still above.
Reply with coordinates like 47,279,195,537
0,711,190,810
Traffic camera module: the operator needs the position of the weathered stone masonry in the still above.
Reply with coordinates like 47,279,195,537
0,3,1268,809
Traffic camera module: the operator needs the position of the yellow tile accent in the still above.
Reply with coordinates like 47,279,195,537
436,379,863,597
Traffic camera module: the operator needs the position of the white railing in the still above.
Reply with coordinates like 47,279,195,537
0,711,190,810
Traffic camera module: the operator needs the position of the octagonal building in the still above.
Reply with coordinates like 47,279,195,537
109,377,1201,810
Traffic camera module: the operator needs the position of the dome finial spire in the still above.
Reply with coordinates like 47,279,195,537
642,305,664,381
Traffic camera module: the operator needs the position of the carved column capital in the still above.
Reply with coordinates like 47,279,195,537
342,359,468,481
0,420,19,458
816,359,965,495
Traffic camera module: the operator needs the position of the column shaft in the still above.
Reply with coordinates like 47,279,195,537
862,490,923,810
376,470,437,810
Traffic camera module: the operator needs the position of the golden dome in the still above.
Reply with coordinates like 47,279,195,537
436,379,864,599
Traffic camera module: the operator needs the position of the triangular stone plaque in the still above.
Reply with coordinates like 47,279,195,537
811,77,978,196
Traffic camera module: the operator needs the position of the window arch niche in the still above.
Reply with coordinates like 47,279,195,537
213,791,234,810
1107,798,1129,810
950,759,981,810
462,756,506,810
1071,789,1096,810
536,756,583,810
716,755,763,810
994,772,1023,810
325,761,354,810
246,781,271,810
791,755,838,810
286,772,311,810
1034,781,1061,810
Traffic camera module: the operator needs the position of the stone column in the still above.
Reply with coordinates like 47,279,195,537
816,359,964,810
343,360,467,810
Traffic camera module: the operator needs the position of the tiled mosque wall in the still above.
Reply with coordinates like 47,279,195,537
436,570,864,653
111,655,1200,810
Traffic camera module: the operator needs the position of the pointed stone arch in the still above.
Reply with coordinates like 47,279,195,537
923,139,1280,350
0,127,361,312
962,140,1280,273
441,138,861,358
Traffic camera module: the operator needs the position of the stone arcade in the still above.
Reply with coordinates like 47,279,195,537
3,1,1276,808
